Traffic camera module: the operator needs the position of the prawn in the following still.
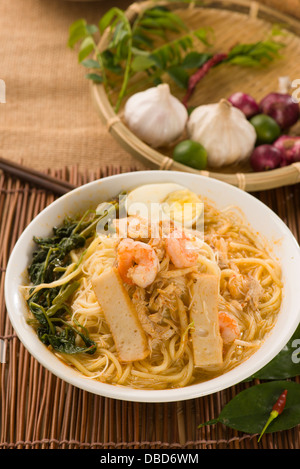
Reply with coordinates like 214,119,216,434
117,238,160,288
165,229,199,268
114,216,151,240
218,311,240,345
227,273,248,300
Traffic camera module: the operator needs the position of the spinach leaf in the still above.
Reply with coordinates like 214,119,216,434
27,211,101,355
28,222,85,285
199,381,300,435
39,319,97,355
26,196,125,356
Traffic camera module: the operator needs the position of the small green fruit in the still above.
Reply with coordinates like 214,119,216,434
173,140,208,170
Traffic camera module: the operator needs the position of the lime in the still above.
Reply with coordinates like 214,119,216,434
249,114,281,145
173,140,207,170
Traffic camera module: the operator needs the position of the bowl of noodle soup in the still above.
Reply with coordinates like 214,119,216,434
5,171,300,402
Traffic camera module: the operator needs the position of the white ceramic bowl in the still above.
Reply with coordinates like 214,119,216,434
5,171,300,402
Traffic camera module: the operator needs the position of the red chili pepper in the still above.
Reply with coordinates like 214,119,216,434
258,389,288,442
182,53,228,107
272,389,288,414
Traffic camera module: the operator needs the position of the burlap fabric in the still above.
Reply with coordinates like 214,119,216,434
0,0,147,172
0,0,299,172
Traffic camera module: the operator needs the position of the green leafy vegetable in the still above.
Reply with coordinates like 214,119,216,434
68,2,286,111
27,212,97,355
68,4,211,111
85,73,103,83
199,381,300,436
226,39,285,67
181,51,212,69
68,19,98,49
26,196,124,356
167,65,189,89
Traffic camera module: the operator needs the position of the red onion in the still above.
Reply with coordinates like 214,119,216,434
259,93,299,130
250,144,284,171
228,92,259,118
273,135,300,164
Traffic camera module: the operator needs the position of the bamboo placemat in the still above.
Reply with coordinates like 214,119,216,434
1,165,300,450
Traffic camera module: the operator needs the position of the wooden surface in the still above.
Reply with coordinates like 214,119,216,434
259,0,300,18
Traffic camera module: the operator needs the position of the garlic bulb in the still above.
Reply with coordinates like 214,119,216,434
124,84,188,148
187,99,256,167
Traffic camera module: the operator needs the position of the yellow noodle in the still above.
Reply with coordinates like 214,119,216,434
231,258,282,286
25,197,283,390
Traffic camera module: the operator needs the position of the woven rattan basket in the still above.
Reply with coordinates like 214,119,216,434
91,0,300,192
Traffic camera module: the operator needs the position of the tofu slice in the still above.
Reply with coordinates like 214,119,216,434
189,274,223,368
92,267,149,362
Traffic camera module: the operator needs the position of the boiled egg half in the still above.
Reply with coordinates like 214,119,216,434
126,183,203,228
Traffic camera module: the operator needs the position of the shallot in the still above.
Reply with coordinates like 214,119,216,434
250,144,284,172
273,135,300,164
259,92,299,130
228,92,259,118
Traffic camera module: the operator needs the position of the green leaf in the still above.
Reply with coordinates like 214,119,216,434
68,19,88,48
81,59,101,69
153,76,163,86
135,26,167,40
149,50,167,70
199,381,300,435
69,18,87,36
131,55,156,73
132,7,188,49
193,27,213,46
86,24,98,35
115,33,131,61
167,66,189,89
110,22,129,47
132,31,154,49
138,17,164,29
78,36,95,63
228,55,261,67
251,323,300,379
148,30,206,72
227,39,285,66
101,50,123,75
85,73,103,83
99,7,122,33
147,16,182,32
143,8,187,31
68,20,98,49
181,51,212,69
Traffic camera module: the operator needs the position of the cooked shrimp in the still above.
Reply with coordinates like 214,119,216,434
117,238,159,288
114,216,151,240
165,229,199,268
219,311,240,345
227,273,248,300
